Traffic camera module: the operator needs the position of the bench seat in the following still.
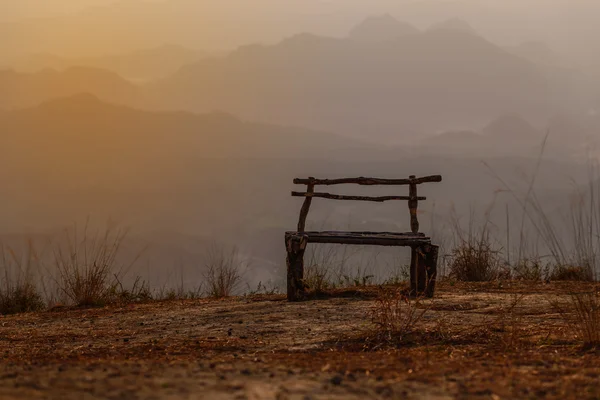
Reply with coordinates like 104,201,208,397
285,231,431,247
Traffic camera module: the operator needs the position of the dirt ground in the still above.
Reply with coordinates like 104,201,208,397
1,281,599,400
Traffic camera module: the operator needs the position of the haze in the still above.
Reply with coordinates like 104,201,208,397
1,0,600,62
0,0,599,289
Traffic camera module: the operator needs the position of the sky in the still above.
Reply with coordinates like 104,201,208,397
0,0,112,20
0,0,590,21
0,0,599,65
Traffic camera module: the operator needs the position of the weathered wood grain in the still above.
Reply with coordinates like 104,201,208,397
293,175,442,186
297,183,314,232
285,231,431,247
408,175,420,234
292,191,426,202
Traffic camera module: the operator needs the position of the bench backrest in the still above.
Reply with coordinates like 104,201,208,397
292,175,442,233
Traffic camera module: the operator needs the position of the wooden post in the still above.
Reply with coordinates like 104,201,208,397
409,246,427,297
286,234,307,301
408,175,421,297
410,245,439,298
410,246,418,297
423,245,439,298
408,175,419,234
297,182,315,232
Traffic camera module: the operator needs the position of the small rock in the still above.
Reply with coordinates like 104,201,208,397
330,375,343,386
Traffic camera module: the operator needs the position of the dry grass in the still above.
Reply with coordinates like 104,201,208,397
448,238,501,282
0,281,45,315
52,224,142,307
0,243,45,315
549,265,594,281
493,293,530,351
571,291,600,347
368,288,429,345
512,258,546,281
553,291,600,348
2,281,600,399
203,243,245,298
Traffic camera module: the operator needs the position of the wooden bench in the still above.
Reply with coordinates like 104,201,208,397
285,175,442,301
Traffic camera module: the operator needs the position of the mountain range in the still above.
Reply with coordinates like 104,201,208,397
0,67,139,110
0,92,591,273
149,24,553,139
2,14,596,144
8,44,215,82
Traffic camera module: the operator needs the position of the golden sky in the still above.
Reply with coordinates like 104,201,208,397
0,0,598,64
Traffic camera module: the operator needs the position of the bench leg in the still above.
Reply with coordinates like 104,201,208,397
410,245,439,298
410,246,425,297
286,235,307,302
423,245,439,298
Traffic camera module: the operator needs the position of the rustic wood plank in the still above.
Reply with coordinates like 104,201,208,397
297,183,314,232
292,191,426,202
286,231,431,247
293,175,442,186
408,175,420,233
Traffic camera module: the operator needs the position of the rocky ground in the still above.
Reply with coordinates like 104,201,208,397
1,281,599,399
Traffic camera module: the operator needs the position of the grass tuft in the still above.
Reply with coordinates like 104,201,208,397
448,238,500,282
0,243,45,315
203,243,245,298
53,223,141,307
369,288,429,345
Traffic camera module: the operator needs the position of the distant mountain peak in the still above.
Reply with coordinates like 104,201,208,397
348,14,419,43
279,32,330,46
429,18,477,35
483,114,539,139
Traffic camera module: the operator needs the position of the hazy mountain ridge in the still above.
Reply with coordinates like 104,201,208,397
9,44,214,82
2,0,599,66
0,67,139,109
1,19,588,143
348,14,419,42
417,111,599,159
0,93,380,161
0,93,590,274
150,26,553,140
3,12,598,147
0,19,560,142
428,18,477,35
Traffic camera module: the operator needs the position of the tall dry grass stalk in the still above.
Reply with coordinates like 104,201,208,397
203,242,246,298
52,223,141,307
485,138,599,281
447,206,502,281
370,288,429,344
0,241,45,314
553,291,600,348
